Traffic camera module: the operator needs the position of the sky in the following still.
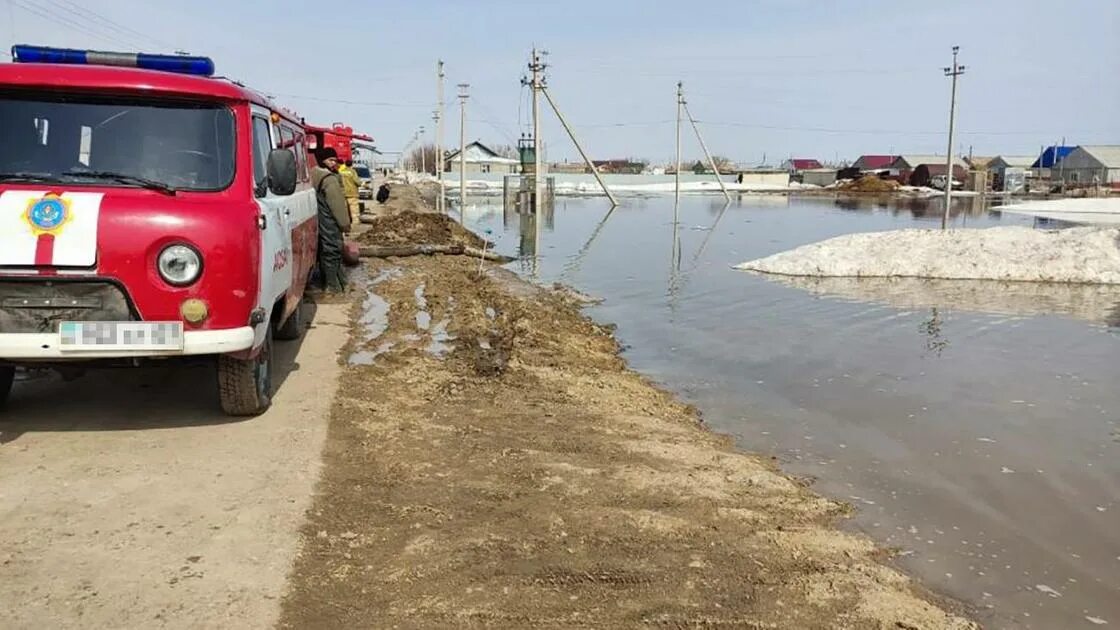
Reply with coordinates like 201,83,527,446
2,0,1118,166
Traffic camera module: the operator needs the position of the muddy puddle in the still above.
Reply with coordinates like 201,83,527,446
462,194,1120,629
349,266,459,366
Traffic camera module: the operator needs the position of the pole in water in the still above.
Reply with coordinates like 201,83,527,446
529,48,544,216
541,86,617,206
941,46,965,230
682,96,731,202
675,82,682,205
457,82,470,217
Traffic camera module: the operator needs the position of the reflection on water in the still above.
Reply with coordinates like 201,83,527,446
764,275,1120,328
462,193,1120,630
921,307,949,357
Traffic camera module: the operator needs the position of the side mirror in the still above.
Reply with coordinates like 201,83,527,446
267,148,297,196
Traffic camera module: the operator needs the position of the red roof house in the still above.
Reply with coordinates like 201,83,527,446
781,158,823,171
852,155,897,171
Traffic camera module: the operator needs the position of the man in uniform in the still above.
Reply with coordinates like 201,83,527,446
339,159,363,227
311,148,351,293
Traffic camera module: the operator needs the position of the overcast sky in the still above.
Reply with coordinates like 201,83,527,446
3,0,1118,165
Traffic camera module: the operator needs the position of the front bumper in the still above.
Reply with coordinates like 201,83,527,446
0,326,256,360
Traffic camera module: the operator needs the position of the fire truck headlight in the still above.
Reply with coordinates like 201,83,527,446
158,244,202,286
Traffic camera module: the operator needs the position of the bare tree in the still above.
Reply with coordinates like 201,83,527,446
406,143,441,174
709,155,735,172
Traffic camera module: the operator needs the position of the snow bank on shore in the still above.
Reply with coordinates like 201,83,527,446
997,198,1120,225
735,226,1120,284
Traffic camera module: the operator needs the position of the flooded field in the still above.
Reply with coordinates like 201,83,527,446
462,193,1120,630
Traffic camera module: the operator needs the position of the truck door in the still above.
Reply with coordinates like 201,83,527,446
250,107,293,346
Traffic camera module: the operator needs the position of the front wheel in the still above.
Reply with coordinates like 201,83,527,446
217,326,273,416
274,300,304,341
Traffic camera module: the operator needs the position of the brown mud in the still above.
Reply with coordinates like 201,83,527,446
278,187,978,629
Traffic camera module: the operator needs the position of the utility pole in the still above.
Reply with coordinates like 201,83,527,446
431,111,440,174
436,60,445,213
1058,135,1066,184
457,83,469,208
419,126,426,175
675,82,683,204
680,84,731,202
942,45,965,230
528,48,544,215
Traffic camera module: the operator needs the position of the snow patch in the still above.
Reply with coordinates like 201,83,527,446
735,226,1120,284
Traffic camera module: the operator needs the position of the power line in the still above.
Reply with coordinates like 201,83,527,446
268,92,431,109
9,0,139,49
44,0,173,50
691,119,1087,137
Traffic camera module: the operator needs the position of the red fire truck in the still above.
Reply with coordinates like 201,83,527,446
305,123,373,166
0,46,319,415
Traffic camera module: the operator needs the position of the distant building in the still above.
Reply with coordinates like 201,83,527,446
733,168,790,188
851,155,897,172
988,155,1036,192
444,141,520,175
908,163,969,188
965,156,995,171
1053,145,1120,187
591,159,647,174
550,162,589,174
801,168,838,187
887,155,968,184
780,158,823,172
1031,145,1075,169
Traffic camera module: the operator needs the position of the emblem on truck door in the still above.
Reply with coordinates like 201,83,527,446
24,194,73,236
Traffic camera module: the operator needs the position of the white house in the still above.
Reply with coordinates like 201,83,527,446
1054,146,1120,186
444,141,520,175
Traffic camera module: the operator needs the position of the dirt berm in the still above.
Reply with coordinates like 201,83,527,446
279,188,977,629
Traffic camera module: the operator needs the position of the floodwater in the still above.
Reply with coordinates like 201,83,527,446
461,193,1120,630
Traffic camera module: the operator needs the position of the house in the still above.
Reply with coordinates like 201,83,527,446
1031,145,1075,169
965,156,995,171
444,141,520,175
1052,145,1120,187
987,155,1036,192
851,155,897,172
781,158,823,172
801,168,838,187
887,155,968,184
550,162,589,174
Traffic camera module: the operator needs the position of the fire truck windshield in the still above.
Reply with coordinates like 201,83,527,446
0,93,236,192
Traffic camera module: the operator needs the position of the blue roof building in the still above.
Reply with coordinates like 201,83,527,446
1032,145,1075,168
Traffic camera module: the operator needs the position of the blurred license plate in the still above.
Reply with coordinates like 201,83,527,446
59,321,184,352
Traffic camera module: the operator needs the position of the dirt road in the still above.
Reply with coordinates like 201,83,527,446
278,200,978,629
0,301,349,629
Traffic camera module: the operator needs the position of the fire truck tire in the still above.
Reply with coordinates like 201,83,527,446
217,327,273,416
0,366,14,409
274,300,304,341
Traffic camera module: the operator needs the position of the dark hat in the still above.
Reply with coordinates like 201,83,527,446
315,147,339,164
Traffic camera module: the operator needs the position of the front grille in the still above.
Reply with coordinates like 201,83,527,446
0,281,135,334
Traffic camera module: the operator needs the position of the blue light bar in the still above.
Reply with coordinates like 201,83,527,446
10,45,215,77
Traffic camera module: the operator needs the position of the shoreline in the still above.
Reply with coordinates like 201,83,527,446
279,184,979,628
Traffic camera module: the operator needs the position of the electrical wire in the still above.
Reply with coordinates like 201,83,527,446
268,92,432,109
9,0,139,49
691,119,1096,137
44,0,173,50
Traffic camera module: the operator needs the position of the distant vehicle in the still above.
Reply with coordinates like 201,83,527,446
0,45,318,416
355,165,373,200
931,175,963,191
